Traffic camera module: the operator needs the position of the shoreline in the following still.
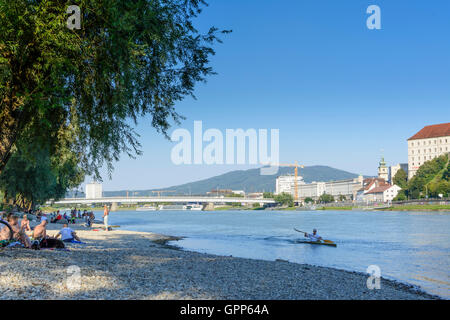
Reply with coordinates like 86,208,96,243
0,221,442,300
42,204,450,213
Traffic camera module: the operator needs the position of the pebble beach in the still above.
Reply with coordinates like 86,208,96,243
0,221,441,300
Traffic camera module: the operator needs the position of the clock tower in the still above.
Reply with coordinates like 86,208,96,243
378,156,389,182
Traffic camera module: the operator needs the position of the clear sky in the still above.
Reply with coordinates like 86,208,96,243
91,0,450,191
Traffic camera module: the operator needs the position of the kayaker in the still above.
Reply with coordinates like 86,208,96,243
304,229,323,242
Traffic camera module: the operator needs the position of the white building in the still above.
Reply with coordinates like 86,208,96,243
85,182,102,199
408,123,450,179
276,175,364,201
364,184,401,203
232,190,246,196
275,174,305,195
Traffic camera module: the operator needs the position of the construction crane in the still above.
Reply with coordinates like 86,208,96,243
262,161,305,203
152,190,176,197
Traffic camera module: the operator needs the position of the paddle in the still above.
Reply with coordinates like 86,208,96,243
293,228,335,244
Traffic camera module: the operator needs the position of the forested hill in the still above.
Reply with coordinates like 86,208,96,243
103,165,361,196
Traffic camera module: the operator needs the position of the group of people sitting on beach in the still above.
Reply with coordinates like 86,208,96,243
82,210,96,227
46,209,95,226
0,213,82,249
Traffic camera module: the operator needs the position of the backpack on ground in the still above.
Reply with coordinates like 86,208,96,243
40,238,65,249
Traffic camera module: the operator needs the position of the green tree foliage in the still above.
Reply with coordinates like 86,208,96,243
442,162,450,180
393,168,408,189
228,193,244,198
0,0,228,177
304,197,314,204
318,193,334,203
393,190,407,201
274,193,294,207
0,139,84,210
263,192,274,198
406,154,449,199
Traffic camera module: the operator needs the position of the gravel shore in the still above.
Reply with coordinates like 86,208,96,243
0,222,440,300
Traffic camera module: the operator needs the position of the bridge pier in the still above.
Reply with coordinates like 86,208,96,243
110,202,118,212
204,203,215,211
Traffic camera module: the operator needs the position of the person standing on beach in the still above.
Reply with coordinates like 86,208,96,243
103,205,110,231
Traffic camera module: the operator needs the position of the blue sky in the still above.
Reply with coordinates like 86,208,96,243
93,0,450,191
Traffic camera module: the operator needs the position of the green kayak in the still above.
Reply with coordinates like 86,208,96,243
295,240,337,247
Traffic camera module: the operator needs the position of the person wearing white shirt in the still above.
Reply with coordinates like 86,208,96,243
305,229,323,242
55,224,81,242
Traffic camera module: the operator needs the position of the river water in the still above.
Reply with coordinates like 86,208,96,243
105,209,450,298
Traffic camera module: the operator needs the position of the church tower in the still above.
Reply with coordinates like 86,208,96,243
378,156,389,182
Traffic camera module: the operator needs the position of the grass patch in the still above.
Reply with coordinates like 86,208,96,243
385,204,450,211
279,206,297,211
316,206,355,211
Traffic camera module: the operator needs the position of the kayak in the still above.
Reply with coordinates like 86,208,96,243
293,228,337,247
295,240,337,247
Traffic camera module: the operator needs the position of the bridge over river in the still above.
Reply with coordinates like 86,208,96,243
53,196,276,206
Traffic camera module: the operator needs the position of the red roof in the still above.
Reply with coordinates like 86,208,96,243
366,185,391,194
408,123,450,141
362,178,388,191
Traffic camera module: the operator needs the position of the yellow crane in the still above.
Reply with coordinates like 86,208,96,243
152,190,176,197
262,161,305,203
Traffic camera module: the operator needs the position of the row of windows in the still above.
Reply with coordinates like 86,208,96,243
411,147,449,154
410,138,449,147
411,154,438,162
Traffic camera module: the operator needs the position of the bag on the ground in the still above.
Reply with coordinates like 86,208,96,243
39,238,65,249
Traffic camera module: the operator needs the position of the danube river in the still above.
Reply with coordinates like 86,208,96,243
105,209,450,298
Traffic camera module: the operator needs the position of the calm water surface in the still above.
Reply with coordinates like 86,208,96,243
104,210,450,298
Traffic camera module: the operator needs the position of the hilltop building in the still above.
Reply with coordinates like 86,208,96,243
407,122,450,179
85,182,102,199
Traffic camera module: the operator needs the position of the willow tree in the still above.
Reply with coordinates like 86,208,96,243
0,143,85,210
0,0,228,177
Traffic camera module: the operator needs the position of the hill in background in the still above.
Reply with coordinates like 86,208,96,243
103,165,362,197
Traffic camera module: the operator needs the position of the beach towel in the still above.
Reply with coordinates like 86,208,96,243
64,239,86,244
6,241,23,248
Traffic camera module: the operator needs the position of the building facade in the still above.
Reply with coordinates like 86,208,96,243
363,185,401,203
276,175,364,201
275,174,305,195
408,123,450,179
85,182,103,199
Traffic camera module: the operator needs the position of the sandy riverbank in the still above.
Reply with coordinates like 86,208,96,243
0,221,440,300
